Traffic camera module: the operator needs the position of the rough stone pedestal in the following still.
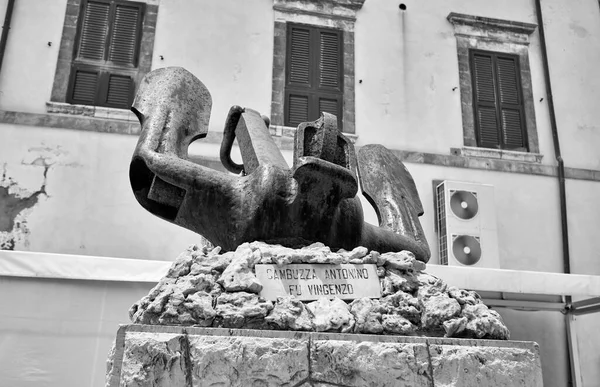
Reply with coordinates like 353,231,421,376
106,324,543,387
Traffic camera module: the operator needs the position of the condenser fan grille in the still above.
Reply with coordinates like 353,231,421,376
450,190,479,220
452,235,482,265
436,183,448,265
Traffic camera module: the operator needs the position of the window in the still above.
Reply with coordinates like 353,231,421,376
447,13,539,154
470,50,527,151
270,0,365,135
50,0,157,114
67,0,143,109
285,24,343,130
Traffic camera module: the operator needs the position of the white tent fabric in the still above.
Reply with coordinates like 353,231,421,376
0,277,154,387
0,251,165,387
0,250,170,282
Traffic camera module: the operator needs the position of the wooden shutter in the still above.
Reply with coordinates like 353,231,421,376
69,65,133,108
472,53,500,148
68,0,142,108
470,50,527,150
70,66,100,104
496,56,525,149
289,27,311,85
78,1,110,61
285,24,343,130
318,96,342,129
287,94,309,126
108,3,142,66
318,31,341,90
105,73,133,107
319,97,339,116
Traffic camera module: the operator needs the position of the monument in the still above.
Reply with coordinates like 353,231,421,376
106,67,542,386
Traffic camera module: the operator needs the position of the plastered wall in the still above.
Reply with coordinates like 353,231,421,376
353,0,553,164
151,0,275,134
0,0,67,114
0,0,598,171
0,123,294,260
0,123,200,259
540,0,600,170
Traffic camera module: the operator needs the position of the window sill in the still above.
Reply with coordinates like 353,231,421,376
46,102,138,122
269,125,358,143
450,146,543,163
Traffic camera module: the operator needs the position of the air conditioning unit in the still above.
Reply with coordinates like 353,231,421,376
435,180,499,268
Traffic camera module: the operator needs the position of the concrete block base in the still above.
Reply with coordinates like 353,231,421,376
106,324,543,387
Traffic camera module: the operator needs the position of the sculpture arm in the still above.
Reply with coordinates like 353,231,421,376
129,67,238,222
130,112,238,223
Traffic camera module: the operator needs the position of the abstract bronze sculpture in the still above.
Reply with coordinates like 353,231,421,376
129,67,430,262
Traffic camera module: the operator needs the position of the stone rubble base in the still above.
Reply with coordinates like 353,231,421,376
106,324,543,387
128,243,510,339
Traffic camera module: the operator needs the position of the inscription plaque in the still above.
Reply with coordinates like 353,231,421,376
255,264,380,301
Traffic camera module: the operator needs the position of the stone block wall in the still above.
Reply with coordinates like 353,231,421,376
106,325,543,387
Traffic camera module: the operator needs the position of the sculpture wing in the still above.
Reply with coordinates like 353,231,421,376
357,144,427,244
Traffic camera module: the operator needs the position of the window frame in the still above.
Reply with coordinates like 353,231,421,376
66,0,144,109
284,23,344,130
72,0,144,69
50,0,158,111
270,0,364,135
469,49,528,151
447,13,539,154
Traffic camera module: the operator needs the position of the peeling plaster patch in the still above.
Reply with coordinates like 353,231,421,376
0,212,32,250
0,237,15,250
0,186,45,232
0,159,50,250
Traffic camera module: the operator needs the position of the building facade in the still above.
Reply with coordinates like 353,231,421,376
1,0,599,385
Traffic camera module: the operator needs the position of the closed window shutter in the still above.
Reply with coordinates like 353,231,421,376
319,97,339,116
108,4,142,66
71,67,100,104
285,24,343,130
317,31,343,129
318,31,341,90
470,50,527,150
78,1,110,61
318,96,342,130
105,73,133,107
472,53,500,148
496,56,525,149
287,94,309,126
68,0,142,108
289,27,310,85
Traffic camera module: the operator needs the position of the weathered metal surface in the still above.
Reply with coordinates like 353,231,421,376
220,105,288,175
357,144,430,261
129,67,431,262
